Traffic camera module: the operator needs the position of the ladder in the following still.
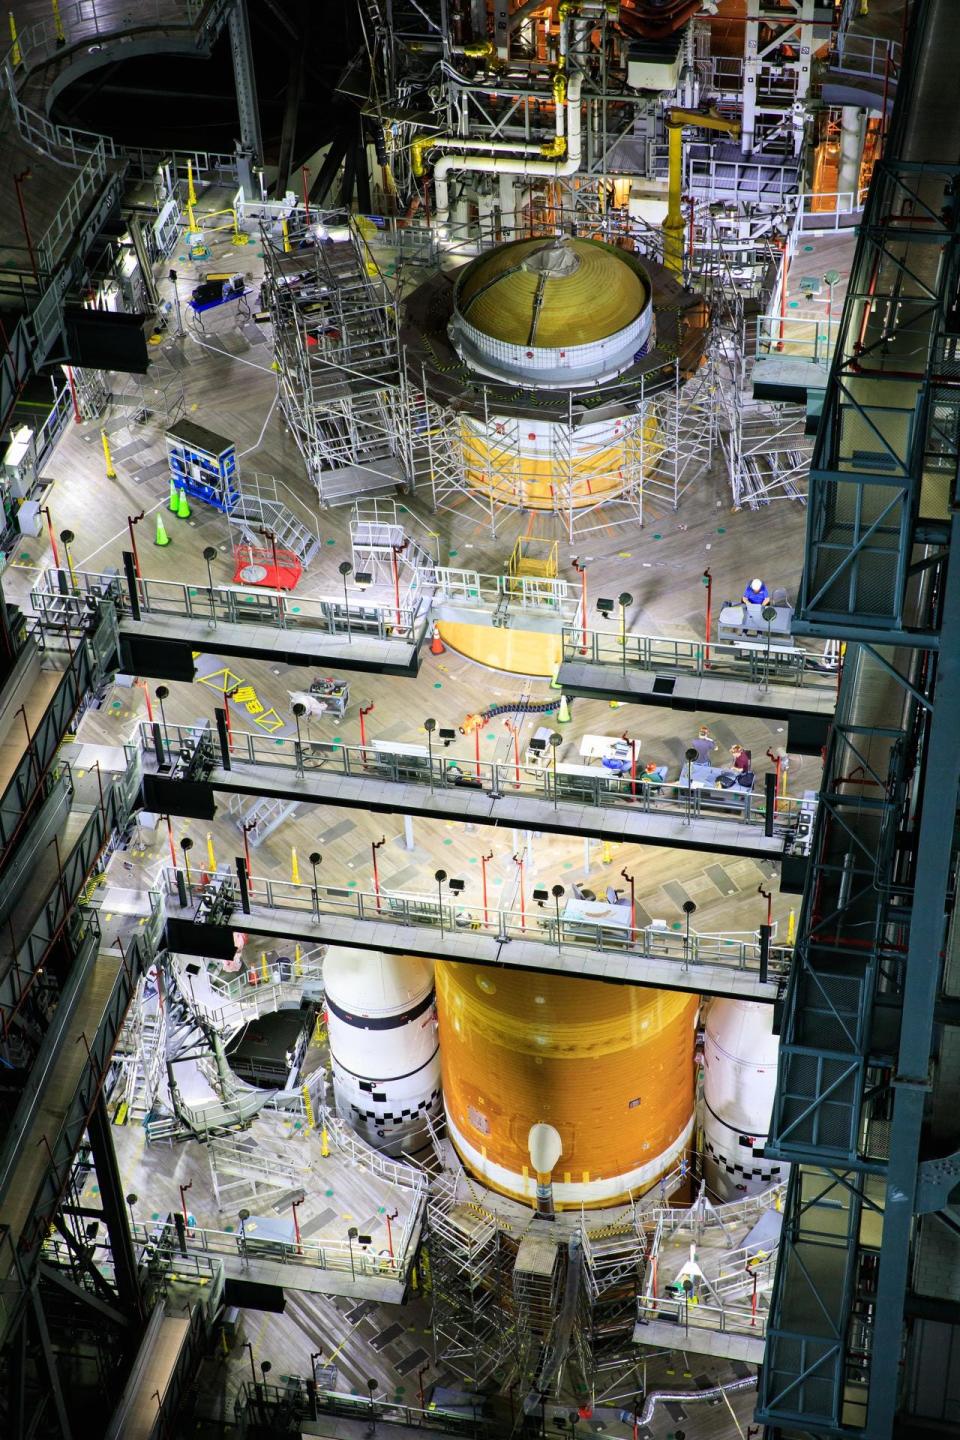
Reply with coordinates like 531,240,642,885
229,473,321,568
227,792,299,846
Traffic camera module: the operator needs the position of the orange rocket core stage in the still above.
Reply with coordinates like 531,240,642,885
436,962,698,1208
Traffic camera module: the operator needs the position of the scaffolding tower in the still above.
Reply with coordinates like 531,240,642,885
261,214,409,506
427,1191,518,1388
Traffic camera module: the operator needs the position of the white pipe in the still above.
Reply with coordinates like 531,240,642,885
434,72,583,229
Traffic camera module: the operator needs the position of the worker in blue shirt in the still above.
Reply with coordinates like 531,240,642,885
742,577,769,605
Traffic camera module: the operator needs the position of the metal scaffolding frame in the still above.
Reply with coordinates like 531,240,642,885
427,1185,519,1389
760,3,960,1433
260,213,409,506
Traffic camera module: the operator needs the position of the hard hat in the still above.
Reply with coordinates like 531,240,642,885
750,578,763,590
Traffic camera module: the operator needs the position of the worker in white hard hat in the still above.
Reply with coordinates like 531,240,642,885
742,577,770,605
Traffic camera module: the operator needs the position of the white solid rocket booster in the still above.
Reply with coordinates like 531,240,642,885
323,948,441,1157
701,998,788,1200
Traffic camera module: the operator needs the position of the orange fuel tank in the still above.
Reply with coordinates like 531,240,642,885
436,962,698,1209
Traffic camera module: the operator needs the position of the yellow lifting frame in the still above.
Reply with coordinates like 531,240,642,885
663,107,741,277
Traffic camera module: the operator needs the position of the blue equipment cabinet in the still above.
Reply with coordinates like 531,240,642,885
165,418,238,513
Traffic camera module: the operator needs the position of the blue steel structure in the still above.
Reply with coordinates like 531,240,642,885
759,0,960,1434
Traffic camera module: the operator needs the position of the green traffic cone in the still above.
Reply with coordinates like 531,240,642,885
549,662,561,690
155,513,170,546
176,488,191,520
169,478,179,512
557,694,570,723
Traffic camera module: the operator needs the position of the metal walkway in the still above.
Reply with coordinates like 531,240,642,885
141,721,804,862
146,870,787,1003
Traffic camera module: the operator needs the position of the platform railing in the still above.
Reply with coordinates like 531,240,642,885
563,624,836,693
140,720,811,836
1,1,203,77
31,568,427,646
830,29,901,84
161,868,792,980
637,1289,769,1339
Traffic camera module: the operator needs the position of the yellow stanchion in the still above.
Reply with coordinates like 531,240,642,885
600,841,615,865
787,910,796,945
281,218,291,253
186,156,197,209
260,952,269,983
206,832,216,872
51,0,65,44
9,12,20,66
101,429,117,479
294,944,302,978
230,208,250,246
302,1084,315,1128
220,1329,229,1356
320,1122,330,1158
290,846,300,885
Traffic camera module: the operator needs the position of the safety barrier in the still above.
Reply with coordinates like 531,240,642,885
142,719,811,836
162,867,792,980
31,567,427,647
563,624,836,695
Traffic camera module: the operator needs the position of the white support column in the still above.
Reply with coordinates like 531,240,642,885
403,814,415,851
838,106,866,199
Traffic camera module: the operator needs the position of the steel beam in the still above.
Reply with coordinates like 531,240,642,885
865,511,960,1437
31,1285,73,1440
227,0,263,184
86,1093,146,1324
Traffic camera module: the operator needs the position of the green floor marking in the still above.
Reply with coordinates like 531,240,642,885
717,526,726,533
443,837,452,845
449,549,458,557
326,1188,334,1197
291,605,301,613
326,538,336,544
434,682,442,688
485,733,495,740
347,880,357,887
653,533,662,540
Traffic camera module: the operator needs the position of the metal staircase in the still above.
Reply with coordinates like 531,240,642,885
208,1133,313,1214
227,792,299,846
228,473,321,569
350,498,437,579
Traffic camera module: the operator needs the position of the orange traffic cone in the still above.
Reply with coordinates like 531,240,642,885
430,625,445,655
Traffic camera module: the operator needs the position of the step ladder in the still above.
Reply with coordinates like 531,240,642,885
208,1135,313,1213
229,473,321,569
227,792,299,846
350,498,437,578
